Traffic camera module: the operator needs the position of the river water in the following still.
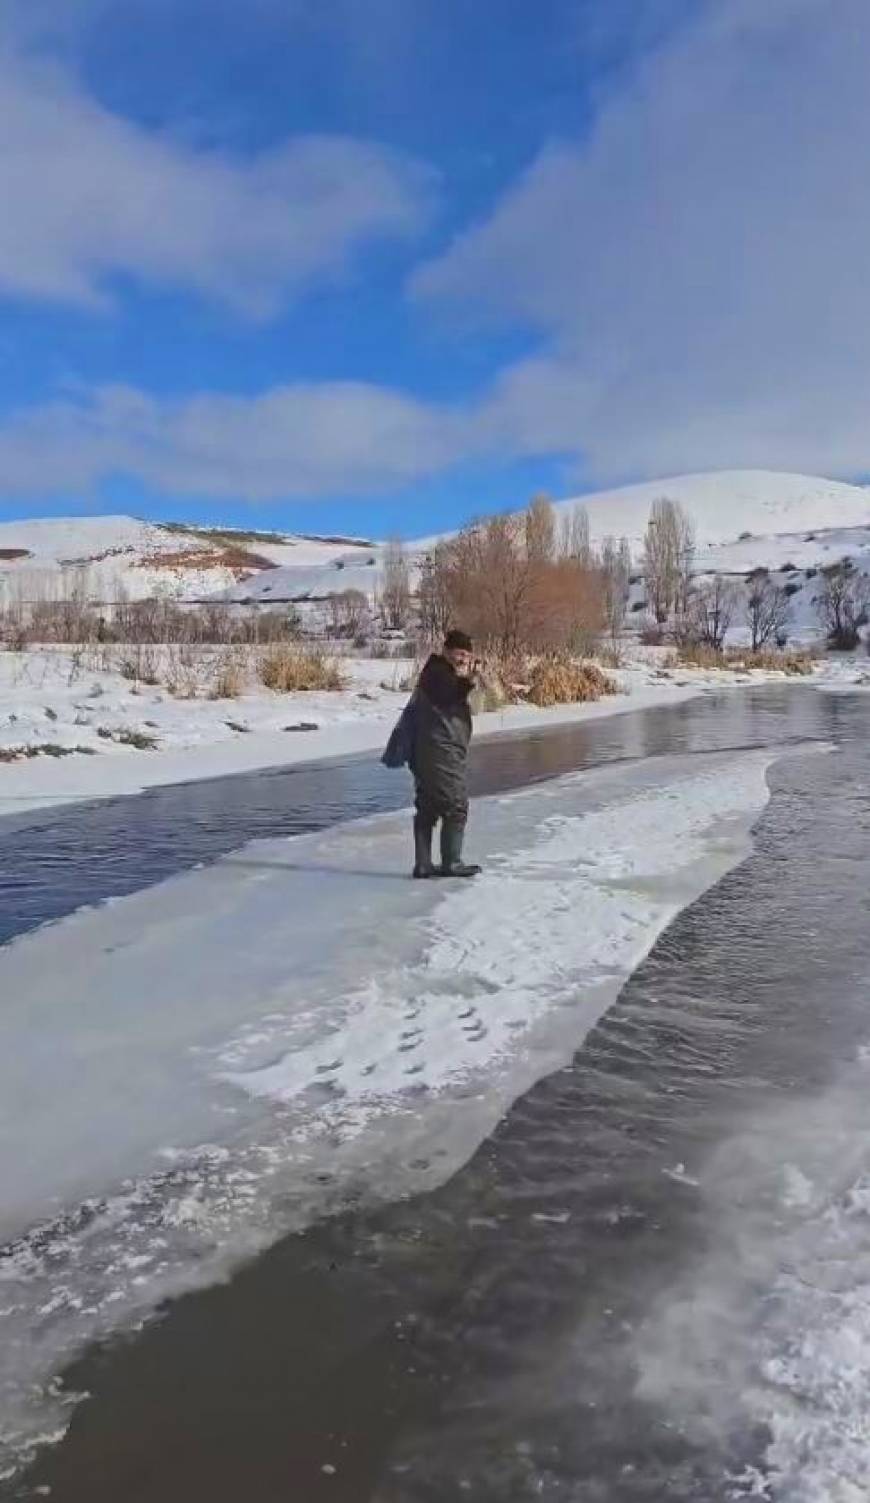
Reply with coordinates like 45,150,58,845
3,685,870,1501
0,686,837,945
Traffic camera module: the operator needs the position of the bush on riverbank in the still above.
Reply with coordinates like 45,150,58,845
526,656,619,706
257,645,346,693
675,644,817,675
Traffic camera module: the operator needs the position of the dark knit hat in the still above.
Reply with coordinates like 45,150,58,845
444,628,473,652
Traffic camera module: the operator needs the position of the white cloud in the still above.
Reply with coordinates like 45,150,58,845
7,0,870,507
413,0,870,482
0,49,433,315
0,383,471,501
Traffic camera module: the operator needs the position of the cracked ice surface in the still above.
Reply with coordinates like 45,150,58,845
0,749,772,1478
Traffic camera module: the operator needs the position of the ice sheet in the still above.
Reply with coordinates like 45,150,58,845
0,749,772,1478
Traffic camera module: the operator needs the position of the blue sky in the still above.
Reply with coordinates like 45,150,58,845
1,0,869,536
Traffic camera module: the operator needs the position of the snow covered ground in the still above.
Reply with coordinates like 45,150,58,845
0,644,852,819
0,514,375,606
0,746,773,1480
0,648,416,815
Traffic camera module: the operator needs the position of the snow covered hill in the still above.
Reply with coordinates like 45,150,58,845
2,471,869,611
559,470,870,548
230,470,870,606
0,515,376,607
221,547,384,605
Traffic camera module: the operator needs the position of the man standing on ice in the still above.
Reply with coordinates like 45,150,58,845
410,629,482,880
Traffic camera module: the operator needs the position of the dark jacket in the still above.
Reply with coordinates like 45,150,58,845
381,691,418,770
413,654,474,803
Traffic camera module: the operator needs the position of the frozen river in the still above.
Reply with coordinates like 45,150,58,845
2,685,869,1500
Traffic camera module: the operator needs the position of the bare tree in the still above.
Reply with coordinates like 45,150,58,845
525,494,557,564
643,498,696,623
418,545,454,644
424,514,604,655
57,565,94,642
815,559,870,649
326,589,369,640
675,514,696,619
688,575,738,651
381,538,411,631
478,514,533,652
745,571,791,651
559,502,591,563
600,536,632,641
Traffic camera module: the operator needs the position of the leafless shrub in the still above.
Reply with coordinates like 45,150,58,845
6,622,31,652
0,742,96,762
119,645,160,685
675,642,732,669
526,656,618,707
815,560,870,649
728,648,815,675
96,726,159,749
745,575,792,651
163,644,204,698
676,644,816,675
369,638,416,660
257,645,346,692
326,589,370,640
208,649,249,700
682,575,739,652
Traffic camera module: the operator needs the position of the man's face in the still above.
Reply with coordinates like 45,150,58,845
446,647,473,675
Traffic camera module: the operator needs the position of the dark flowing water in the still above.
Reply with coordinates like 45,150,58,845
4,685,870,1502
0,685,843,946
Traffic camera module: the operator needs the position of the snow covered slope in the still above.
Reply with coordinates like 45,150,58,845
2,472,870,609
221,547,383,603
228,472,870,604
558,470,870,548
0,515,375,605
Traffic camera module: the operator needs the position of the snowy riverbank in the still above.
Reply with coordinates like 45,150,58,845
1,645,863,818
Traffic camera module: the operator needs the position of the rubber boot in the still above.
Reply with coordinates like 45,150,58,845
413,817,436,878
440,819,481,878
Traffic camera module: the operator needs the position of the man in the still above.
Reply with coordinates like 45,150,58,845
411,628,481,879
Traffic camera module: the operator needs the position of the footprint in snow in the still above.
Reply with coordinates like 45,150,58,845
404,1062,425,1075
315,1060,343,1074
401,1027,423,1041
458,1006,476,1021
399,1038,422,1053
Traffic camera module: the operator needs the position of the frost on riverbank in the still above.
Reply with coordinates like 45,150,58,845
0,748,772,1479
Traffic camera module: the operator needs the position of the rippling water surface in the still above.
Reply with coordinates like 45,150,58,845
0,685,840,945
5,685,870,1503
